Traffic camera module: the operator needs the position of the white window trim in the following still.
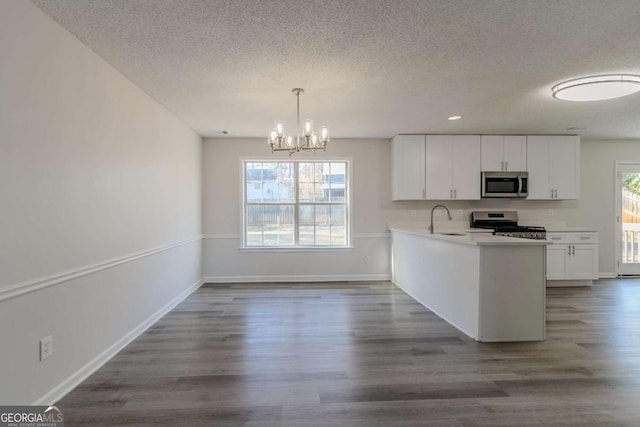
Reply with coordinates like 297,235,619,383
239,157,353,250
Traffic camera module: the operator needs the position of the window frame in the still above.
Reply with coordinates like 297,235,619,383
240,157,353,250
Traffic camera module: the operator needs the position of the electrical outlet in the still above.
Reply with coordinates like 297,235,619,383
40,336,52,361
548,209,554,217
411,210,417,217
434,210,442,217
364,255,371,264
457,209,463,217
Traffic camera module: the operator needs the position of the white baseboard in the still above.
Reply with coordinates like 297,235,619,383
598,272,617,279
33,278,204,405
203,274,391,283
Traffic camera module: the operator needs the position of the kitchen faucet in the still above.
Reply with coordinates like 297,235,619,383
429,204,452,234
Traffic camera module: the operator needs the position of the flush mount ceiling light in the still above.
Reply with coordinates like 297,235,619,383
448,115,462,121
268,88,330,156
552,74,640,101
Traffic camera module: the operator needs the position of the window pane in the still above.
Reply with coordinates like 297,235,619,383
315,205,331,245
299,182,314,202
299,163,314,183
314,183,329,202
299,205,314,245
329,163,346,202
246,163,263,202
246,205,263,246
330,205,347,245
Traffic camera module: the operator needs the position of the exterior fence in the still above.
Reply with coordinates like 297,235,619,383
622,188,640,263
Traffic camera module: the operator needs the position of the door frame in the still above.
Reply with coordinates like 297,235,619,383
614,161,640,275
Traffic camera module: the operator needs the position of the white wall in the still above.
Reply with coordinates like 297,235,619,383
202,138,392,281
0,1,202,404
202,137,628,281
576,139,640,276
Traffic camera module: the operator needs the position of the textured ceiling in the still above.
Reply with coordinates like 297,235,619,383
32,0,640,140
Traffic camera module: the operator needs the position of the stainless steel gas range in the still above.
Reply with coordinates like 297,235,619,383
470,211,546,240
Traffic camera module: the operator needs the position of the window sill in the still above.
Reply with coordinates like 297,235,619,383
239,246,354,253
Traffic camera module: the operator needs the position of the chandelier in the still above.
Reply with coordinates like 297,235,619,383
268,88,330,155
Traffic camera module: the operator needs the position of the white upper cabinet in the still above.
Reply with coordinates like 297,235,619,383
426,135,454,199
481,135,526,171
391,135,425,200
426,135,481,200
527,136,580,200
391,134,480,200
452,135,481,199
392,134,581,201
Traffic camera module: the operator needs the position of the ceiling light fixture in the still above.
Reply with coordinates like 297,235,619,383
268,88,330,155
552,74,640,102
448,115,462,121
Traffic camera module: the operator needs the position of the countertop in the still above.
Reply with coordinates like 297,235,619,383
389,226,549,247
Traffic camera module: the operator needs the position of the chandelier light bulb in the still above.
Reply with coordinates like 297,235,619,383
320,126,329,143
310,133,318,147
304,119,313,137
275,121,285,137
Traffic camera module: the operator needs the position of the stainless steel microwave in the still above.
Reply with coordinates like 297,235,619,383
481,171,528,198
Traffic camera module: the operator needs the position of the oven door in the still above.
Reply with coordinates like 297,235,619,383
482,172,528,198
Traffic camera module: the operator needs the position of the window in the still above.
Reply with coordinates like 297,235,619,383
243,160,350,248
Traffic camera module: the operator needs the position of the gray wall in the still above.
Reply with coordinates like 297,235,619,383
0,1,202,404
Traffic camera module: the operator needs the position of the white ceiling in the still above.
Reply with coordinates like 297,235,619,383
32,0,640,140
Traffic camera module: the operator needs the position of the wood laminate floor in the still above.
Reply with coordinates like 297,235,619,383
61,280,640,426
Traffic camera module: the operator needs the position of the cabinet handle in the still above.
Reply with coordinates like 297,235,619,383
571,245,575,255
579,236,590,240
449,189,452,198
505,161,508,171
454,189,457,199
422,189,426,199
568,246,571,255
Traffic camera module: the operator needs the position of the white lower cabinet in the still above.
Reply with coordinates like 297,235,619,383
546,231,598,286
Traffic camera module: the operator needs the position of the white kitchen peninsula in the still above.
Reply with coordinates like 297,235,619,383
390,226,548,342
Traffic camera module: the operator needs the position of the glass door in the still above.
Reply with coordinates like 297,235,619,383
616,162,640,275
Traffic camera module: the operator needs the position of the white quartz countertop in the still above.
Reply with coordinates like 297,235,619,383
389,226,549,246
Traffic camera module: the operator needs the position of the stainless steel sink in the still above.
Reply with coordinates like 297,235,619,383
439,232,466,236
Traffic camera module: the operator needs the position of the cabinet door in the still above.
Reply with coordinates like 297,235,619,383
526,136,552,200
546,245,570,279
571,245,598,279
426,135,454,199
453,135,481,199
391,135,425,200
550,136,579,200
480,135,503,171
503,136,527,171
